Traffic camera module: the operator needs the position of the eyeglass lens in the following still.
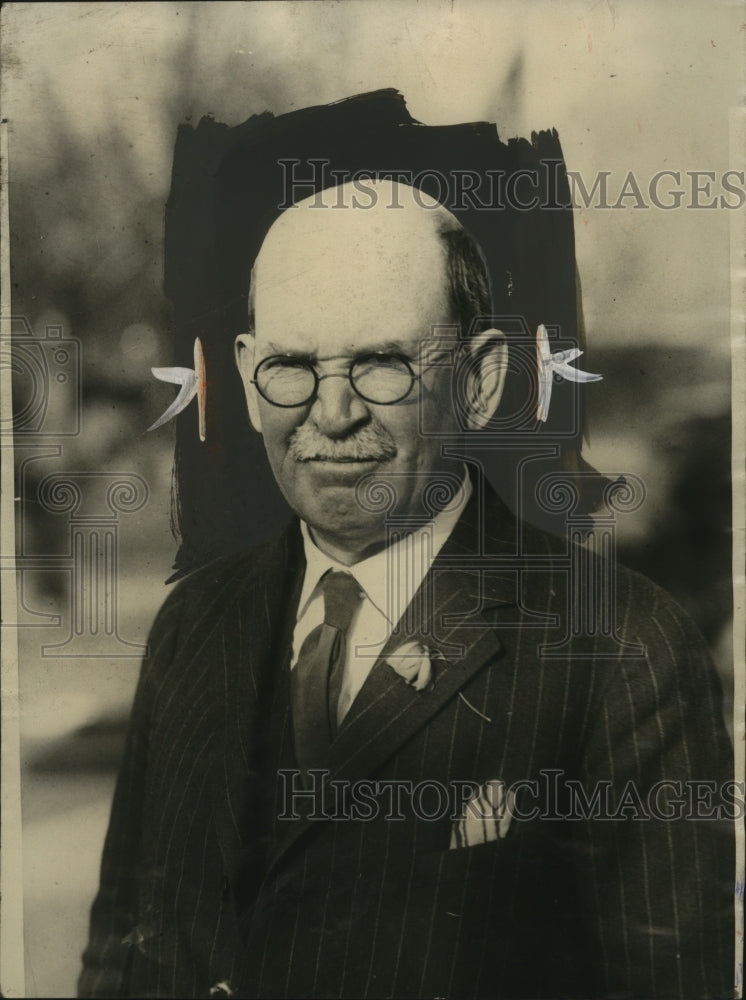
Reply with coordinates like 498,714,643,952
255,355,416,406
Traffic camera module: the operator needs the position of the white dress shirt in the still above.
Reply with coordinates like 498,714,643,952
292,473,472,724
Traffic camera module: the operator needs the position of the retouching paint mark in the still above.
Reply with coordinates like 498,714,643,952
148,337,206,441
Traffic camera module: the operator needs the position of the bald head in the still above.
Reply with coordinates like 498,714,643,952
250,180,464,349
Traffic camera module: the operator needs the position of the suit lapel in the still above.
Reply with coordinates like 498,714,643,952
323,586,505,772
208,525,305,888
265,478,524,876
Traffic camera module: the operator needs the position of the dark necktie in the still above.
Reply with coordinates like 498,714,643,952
292,570,363,774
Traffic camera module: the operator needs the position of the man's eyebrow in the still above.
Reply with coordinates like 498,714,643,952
263,340,422,358
265,342,309,357
357,339,451,363
355,340,411,355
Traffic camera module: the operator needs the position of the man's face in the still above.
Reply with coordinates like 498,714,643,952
235,186,478,562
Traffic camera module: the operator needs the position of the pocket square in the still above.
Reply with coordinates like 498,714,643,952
450,779,515,849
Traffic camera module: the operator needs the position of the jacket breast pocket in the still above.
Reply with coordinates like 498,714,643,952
413,837,510,890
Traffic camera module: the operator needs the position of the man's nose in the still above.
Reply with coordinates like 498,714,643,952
310,373,369,437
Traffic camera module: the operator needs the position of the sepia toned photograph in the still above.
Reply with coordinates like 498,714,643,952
1,3,743,998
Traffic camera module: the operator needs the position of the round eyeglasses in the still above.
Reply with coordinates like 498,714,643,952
251,353,435,408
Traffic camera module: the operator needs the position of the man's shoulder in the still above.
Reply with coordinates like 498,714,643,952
153,520,302,626
461,480,693,626
511,511,704,648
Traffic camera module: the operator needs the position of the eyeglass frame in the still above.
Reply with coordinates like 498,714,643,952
249,350,452,408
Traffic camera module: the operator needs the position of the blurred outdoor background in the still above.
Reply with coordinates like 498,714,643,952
2,2,741,996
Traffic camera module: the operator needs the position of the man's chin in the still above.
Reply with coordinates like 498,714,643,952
297,471,382,519
289,473,388,549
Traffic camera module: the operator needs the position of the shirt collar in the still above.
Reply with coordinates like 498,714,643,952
298,470,472,625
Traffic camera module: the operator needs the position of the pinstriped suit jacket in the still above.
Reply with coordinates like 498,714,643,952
78,479,735,999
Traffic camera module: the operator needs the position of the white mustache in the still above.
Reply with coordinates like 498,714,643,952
288,422,398,462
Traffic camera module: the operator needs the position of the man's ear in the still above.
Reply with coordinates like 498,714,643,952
234,333,263,433
462,329,508,430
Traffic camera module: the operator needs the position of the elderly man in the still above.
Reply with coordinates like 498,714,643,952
79,180,734,999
